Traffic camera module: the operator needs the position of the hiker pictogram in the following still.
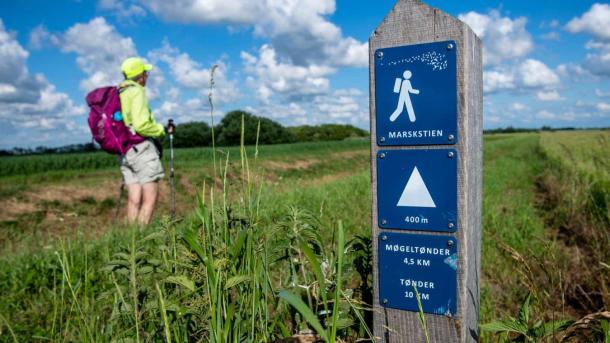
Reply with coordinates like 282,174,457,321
389,70,420,122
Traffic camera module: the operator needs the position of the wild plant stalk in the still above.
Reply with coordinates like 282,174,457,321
51,263,59,338
278,221,348,343
329,221,345,343
413,285,430,343
208,64,219,178
55,245,93,341
155,282,172,343
341,290,375,341
0,312,18,343
182,113,280,342
129,228,141,343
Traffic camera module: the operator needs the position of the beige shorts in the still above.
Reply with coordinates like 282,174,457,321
120,140,164,185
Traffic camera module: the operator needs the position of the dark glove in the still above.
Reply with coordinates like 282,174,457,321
166,119,175,135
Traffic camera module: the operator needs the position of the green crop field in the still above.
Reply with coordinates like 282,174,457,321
0,131,608,342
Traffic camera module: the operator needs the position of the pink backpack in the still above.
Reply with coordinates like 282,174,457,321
86,86,145,155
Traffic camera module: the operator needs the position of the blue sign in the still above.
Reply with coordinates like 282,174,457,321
378,232,457,315
377,149,457,232
375,40,457,146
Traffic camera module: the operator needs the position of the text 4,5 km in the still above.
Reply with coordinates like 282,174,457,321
404,258,431,266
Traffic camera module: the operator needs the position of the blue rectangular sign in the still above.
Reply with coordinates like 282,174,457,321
375,40,457,146
377,149,457,232
379,232,457,315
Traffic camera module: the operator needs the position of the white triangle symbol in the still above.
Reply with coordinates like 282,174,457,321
396,166,436,208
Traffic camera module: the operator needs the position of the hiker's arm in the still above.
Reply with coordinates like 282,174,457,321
130,88,165,138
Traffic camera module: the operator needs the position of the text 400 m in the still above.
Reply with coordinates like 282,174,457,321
404,215,429,224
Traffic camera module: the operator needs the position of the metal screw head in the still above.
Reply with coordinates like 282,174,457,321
447,240,454,247
383,298,388,304
379,153,386,159
376,51,384,58
381,219,387,225
381,235,388,241
448,134,455,141
380,136,386,143
447,43,454,50
448,151,454,158
448,222,455,229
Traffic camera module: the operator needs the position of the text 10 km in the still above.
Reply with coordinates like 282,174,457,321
405,291,430,300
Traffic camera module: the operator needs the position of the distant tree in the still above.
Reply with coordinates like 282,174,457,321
83,143,97,152
484,126,540,134
288,124,368,142
216,110,295,146
289,125,318,142
170,121,212,148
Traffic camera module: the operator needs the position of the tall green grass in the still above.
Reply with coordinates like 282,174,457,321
0,120,372,342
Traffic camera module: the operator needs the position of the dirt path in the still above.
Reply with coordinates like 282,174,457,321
0,147,369,254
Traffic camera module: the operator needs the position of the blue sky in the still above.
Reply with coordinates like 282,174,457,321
0,0,609,149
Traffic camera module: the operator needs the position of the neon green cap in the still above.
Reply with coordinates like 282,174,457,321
121,57,153,79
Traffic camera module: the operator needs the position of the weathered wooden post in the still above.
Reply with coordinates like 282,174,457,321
369,1,482,342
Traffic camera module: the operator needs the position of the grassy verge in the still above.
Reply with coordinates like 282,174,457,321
480,134,560,323
536,131,609,314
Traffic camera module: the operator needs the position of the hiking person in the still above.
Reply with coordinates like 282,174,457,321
118,57,165,225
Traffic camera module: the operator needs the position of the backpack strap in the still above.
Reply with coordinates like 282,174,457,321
118,84,134,93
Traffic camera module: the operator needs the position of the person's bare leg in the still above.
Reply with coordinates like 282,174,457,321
127,184,143,224
138,182,159,225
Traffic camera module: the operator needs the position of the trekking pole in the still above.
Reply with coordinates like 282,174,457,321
113,182,125,224
167,119,176,219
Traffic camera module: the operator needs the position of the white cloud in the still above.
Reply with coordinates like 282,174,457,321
536,90,562,101
556,63,594,81
51,17,166,100
29,25,56,49
244,88,367,128
0,19,85,148
241,44,334,103
148,39,239,105
483,69,515,93
98,0,146,20
57,17,138,92
510,102,528,111
313,88,364,121
597,102,610,112
483,59,559,94
583,45,610,77
566,3,610,40
518,59,560,88
566,4,610,77
459,10,534,66
134,0,367,68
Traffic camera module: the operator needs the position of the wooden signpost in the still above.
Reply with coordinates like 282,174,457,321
369,1,482,342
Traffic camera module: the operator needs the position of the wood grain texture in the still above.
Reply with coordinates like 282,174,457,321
369,1,482,342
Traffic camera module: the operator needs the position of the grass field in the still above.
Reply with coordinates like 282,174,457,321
0,131,608,342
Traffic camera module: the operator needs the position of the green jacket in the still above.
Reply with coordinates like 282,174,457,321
119,80,165,138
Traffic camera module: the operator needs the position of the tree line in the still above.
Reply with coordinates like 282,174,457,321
1,110,369,156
